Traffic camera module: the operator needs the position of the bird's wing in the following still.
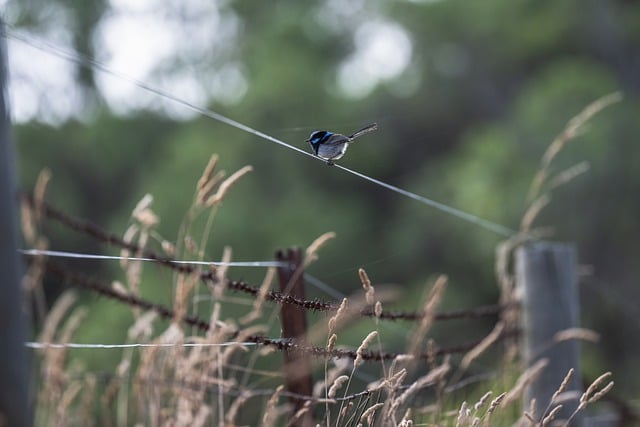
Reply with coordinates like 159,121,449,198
322,134,351,146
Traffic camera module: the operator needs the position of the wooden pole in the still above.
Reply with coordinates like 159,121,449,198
517,242,582,424
0,18,32,427
276,248,313,427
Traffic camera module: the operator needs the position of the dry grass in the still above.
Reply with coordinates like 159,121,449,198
523,91,622,233
27,94,624,425
408,275,447,357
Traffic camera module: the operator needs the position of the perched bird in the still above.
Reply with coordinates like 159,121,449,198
306,123,378,165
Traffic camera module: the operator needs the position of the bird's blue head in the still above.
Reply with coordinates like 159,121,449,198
306,130,332,154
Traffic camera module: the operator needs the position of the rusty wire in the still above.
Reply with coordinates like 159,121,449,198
22,194,516,322
43,260,519,362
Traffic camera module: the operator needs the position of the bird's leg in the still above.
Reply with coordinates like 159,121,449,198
326,160,335,166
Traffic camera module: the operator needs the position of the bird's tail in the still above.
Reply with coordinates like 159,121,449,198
349,123,378,140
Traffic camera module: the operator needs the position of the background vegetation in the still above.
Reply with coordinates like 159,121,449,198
6,0,639,420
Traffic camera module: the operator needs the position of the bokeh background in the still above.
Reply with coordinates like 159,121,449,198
5,0,639,400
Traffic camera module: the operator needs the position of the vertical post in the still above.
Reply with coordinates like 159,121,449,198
517,242,582,424
0,18,32,427
276,248,313,427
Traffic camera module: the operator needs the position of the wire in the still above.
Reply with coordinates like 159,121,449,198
304,273,348,300
6,27,516,238
25,341,257,349
334,165,515,236
18,248,286,268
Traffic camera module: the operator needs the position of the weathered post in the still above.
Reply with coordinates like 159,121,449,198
0,18,32,427
276,248,313,427
517,242,582,424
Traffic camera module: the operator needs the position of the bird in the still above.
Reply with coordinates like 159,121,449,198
306,123,378,165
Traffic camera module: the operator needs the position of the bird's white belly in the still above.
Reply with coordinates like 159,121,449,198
317,143,348,160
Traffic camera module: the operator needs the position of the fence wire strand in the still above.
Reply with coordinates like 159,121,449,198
23,194,515,322
42,260,519,362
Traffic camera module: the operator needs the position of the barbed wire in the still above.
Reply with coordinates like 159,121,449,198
22,193,199,275
42,260,519,362
362,304,515,321
44,261,212,332
23,193,516,322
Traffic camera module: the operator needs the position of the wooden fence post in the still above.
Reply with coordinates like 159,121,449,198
516,242,582,424
276,248,314,427
0,18,32,427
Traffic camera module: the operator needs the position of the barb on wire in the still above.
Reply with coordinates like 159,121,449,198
6,27,515,237
42,261,520,362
